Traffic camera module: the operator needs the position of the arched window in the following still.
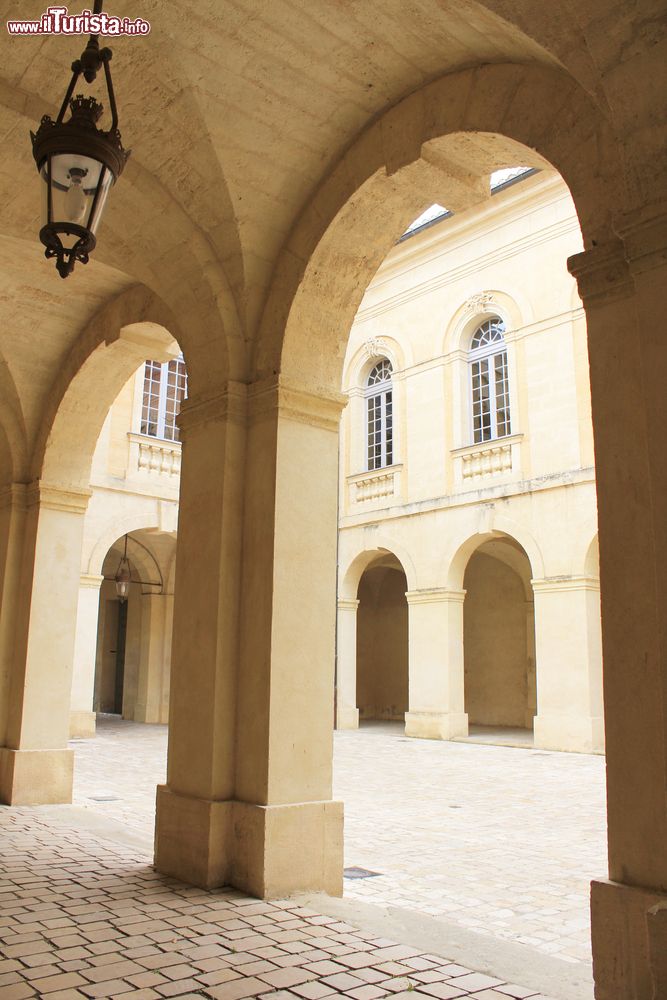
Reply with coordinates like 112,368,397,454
140,354,188,442
469,318,511,443
366,358,393,470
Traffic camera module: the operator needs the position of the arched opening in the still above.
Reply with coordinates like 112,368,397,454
356,552,408,725
463,535,536,745
269,75,611,965
94,529,175,724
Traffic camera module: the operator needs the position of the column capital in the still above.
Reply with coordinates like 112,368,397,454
614,202,667,276
79,573,104,589
531,575,600,594
337,598,360,611
406,587,466,605
177,381,248,436
567,238,634,306
248,376,347,432
27,482,92,514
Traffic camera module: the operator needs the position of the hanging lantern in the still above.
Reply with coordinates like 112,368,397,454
114,536,132,602
30,15,129,278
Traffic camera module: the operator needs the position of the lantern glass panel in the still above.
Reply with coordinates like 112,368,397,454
40,153,113,245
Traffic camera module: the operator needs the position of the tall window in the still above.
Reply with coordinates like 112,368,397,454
140,355,188,442
366,358,393,470
469,317,511,443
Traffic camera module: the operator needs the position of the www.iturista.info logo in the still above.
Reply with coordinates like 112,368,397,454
7,5,150,35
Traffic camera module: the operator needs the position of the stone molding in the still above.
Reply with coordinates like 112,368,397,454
177,382,248,436
531,575,600,594
615,203,667,275
405,587,466,605
356,216,578,323
337,598,360,612
567,239,634,305
26,482,92,514
0,483,29,512
79,573,104,590
248,377,346,432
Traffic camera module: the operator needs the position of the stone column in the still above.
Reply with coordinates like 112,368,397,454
70,573,104,738
155,383,247,886
0,483,90,804
569,224,667,1000
134,592,169,724
233,378,344,897
404,588,468,740
335,598,360,729
155,378,344,899
531,577,603,753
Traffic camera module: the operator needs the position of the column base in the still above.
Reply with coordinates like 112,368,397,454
133,704,168,725
155,786,344,898
592,879,667,1000
69,710,96,739
0,747,74,805
404,711,468,740
534,713,605,753
335,704,359,729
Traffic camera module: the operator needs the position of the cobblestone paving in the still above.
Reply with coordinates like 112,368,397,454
0,808,559,1000
71,718,607,967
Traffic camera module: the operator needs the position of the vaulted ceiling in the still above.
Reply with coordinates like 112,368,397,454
0,0,664,480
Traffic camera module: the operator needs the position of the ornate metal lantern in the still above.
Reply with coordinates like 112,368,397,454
114,536,132,602
31,11,129,278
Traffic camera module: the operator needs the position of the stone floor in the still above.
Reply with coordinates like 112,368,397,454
0,807,562,1000
70,718,607,967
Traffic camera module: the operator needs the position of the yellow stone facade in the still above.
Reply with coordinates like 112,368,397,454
337,171,603,754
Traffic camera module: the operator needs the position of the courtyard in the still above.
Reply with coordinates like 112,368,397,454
66,719,606,971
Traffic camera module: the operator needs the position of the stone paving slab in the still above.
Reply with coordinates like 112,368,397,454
70,718,606,965
0,808,558,1000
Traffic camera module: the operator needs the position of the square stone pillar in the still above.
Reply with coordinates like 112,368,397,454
233,378,344,897
569,225,667,999
0,482,90,804
155,384,247,888
155,379,344,899
532,576,604,753
335,598,360,729
404,588,468,740
70,573,104,738
134,592,170,724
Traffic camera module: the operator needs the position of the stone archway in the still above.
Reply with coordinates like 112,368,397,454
0,287,184,806
463,535,536,740
356,552,410,726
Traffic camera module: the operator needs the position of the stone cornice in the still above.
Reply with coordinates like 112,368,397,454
80,573,105,589
337,598,360,611
27,482,92,514
531,575,600,594
406,587,466,605
567,239,634,305
356,216,580,323
248,377,346,432
177,382,248,435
